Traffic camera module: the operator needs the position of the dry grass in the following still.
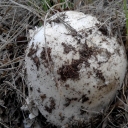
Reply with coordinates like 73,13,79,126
0,0,128,128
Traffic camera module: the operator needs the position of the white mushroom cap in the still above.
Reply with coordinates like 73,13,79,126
25,11,127,126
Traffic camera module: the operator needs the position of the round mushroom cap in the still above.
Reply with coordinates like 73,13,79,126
25,11,127,126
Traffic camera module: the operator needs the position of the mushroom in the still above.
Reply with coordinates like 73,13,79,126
25,11,127,126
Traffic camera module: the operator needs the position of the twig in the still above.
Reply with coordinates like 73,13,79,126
0,55,24,69
9,0,46,19
0,121,9,128
96,105,115,128
4,81,26,99
57,15,82,37
107,117,119,128
0,67,17,71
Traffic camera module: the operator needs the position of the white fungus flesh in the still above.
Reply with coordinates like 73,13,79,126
25,11,127,126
